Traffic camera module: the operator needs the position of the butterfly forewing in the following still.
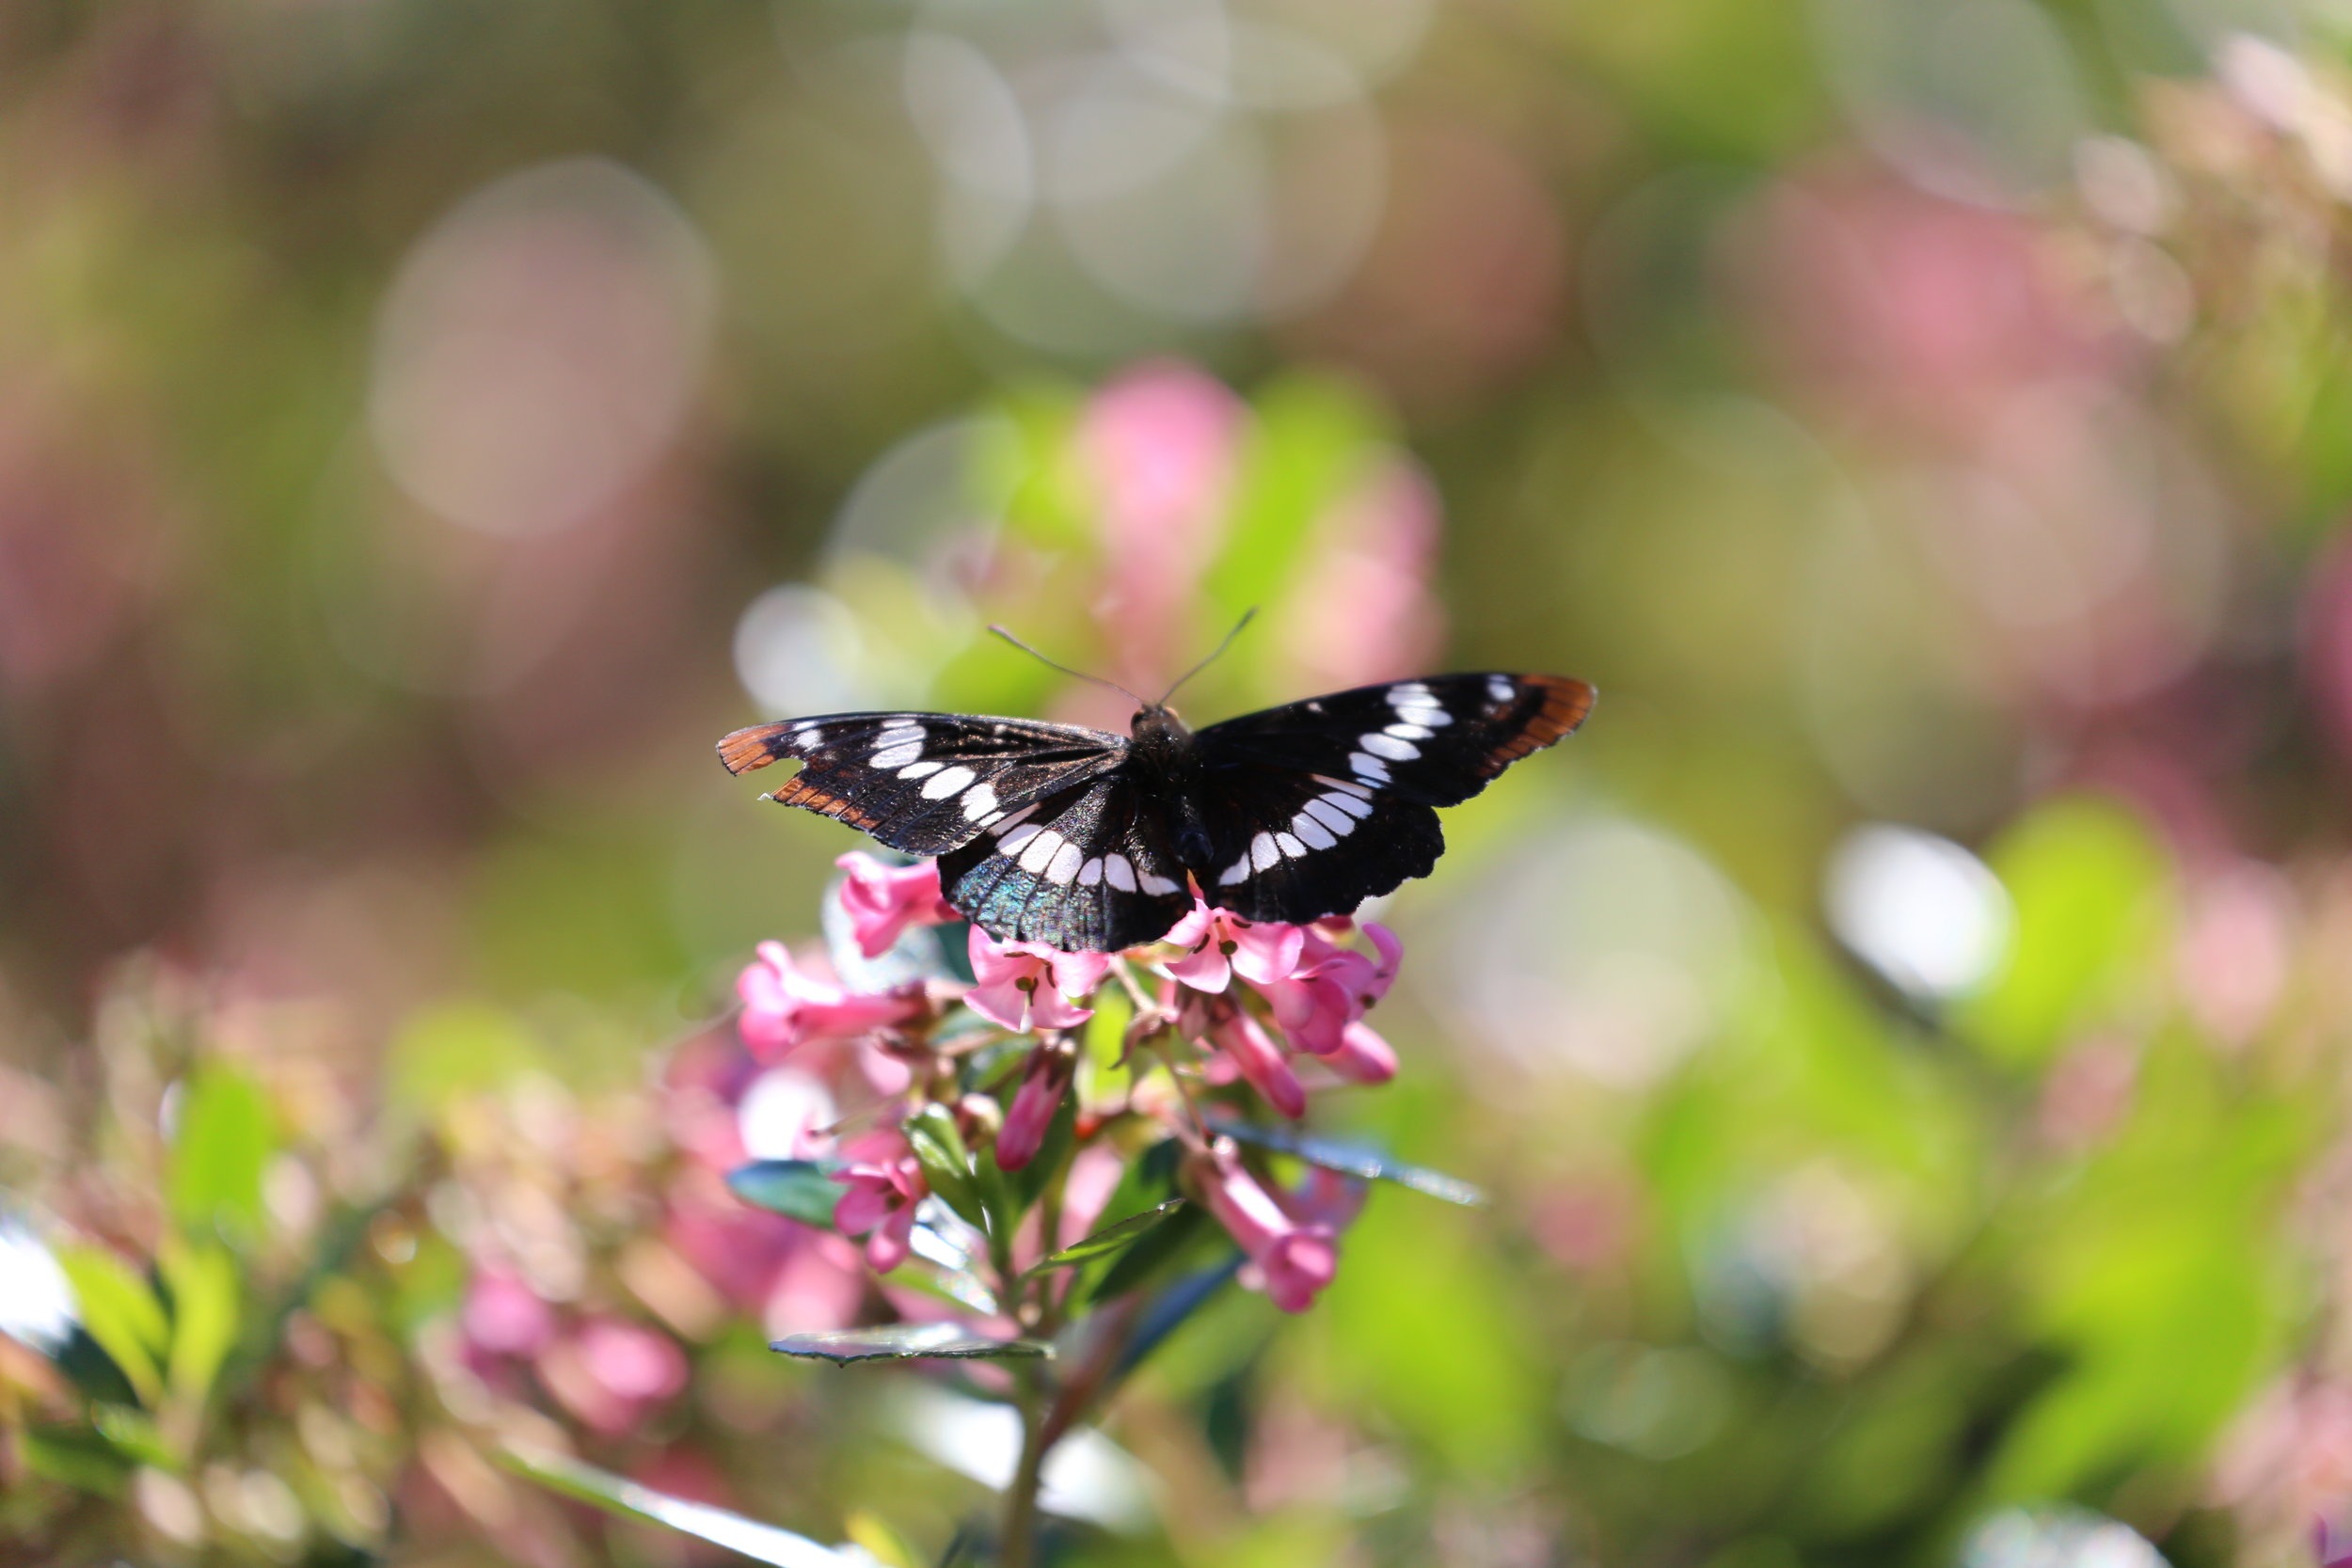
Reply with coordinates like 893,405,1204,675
1195,673,1595,807
717,713,1128,857
936,775,1193,951
1187,673,1595,926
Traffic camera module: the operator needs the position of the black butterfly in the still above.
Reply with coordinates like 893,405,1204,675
718,671,1596,953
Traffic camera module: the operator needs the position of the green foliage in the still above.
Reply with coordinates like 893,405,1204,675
167,1065,275,1243
728,1160,846,1228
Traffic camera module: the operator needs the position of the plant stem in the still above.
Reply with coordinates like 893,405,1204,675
1002,1363,1051,1568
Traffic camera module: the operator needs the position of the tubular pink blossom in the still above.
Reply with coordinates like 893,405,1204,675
995,1043,1075,1171
835,853,959,958
1161,898,1307,993
1188,1141,1340,1313
966,928,1111,1033
736,942,927,1063
1203,1004,1306,1120
1260,923,1403,1057
1322,1020,1398,1085
832,1130,928,1273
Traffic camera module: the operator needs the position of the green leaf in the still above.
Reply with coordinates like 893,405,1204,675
1026,1199,1187,1278
1207,1119,1486,1206
22,1425,135,1496
158,1242,240,1409
55,1246,167,1406
903,1106,987,1231
1088,1199,1216,1306
499,1442,860,1566
1955,795,2170,1069
726,1161,844,1228
771,1323,1052,1365
167,1064,275,1241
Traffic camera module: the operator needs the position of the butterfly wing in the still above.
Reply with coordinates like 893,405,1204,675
1191,673,1595,924
937,773,1194,952
718,713,1129,856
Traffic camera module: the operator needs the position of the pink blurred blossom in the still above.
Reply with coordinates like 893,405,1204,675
1162,900,1305,993
1320,1020,1399,1085
1277,457,1446,692
834,1130,927,1273
539,1317,689,1435
966,928,1109,1033
461,1270,555,1357
1081,362,1242,686
1189,1140,1340,1312
2177,860,2294,1047
835,853,958,958
996,1042,1076,1171
736,941,927,1062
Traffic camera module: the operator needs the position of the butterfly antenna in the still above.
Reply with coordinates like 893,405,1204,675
1158,608,1257,705
986,625,1146,706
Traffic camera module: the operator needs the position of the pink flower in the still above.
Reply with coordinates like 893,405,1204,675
966,928,1111,1033
2318,1516,2352,1568
1321,1021,1397,1085
461,1270,555,1357
836,853,959,958
996,1042,1076,1171
737,942,928,1062
1188,1141,1340,1313
833,1130,927,1273
1161,899,1305,993
1261,922,1403,1057
1186,994,1305,1119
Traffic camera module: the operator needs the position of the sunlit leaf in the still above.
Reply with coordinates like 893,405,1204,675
1207,1119,1486,1206
499,1442,860,1567
159,1242,240,1409
903,1106,988,1231
1026,1199,1186,1278
167,1065,275,1241
1087,1200,1216,1306
727,1160,844,1228
771,1323,1051,1365
55,1246,167,1406
1956,795,2170,1069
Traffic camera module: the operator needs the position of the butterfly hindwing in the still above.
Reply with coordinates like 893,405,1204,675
717,713,1128,857
1189,673,1594,926
936,774,1194,952
1193,770,1446,927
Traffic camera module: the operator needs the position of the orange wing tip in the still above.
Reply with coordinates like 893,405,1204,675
718,721,793,776
771,776,882,832
1523,675,1597,745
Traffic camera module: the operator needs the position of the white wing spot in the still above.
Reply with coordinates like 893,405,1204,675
1348,752,1392,784
1019,829,1065,875
1398,704,1452,727
1312,773,1372,799
1275,832,1308,859
977,811,1006,829
1141,873,1183,895
1361,732,1420,761
1388,683,1431,705
961,783,1000,820
921,766,977,800
871,741,925,768
1249,832,1281,871
991,802,1041,836
1385,722,1433,741
1079,857,1104,887
1105,854,1138,892
998,822,1045,856
1217,857,1252,886
898,760,943,780
1293,812,1337,849
1045,840,1085,886
1323,790,1375,821
1488,676,1515,704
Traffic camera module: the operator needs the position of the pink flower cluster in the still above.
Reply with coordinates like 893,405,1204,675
729,853,1406,1312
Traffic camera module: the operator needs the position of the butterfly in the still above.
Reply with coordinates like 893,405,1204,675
718,642,1595,954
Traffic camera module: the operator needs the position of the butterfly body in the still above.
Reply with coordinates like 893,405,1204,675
719,673,1595,953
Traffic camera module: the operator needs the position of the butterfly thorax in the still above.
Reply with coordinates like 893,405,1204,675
1128,704,1216,871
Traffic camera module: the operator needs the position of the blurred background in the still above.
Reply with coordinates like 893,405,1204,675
7,0,2352,1562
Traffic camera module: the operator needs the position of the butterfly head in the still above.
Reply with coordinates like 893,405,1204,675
1129,702,1192,749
